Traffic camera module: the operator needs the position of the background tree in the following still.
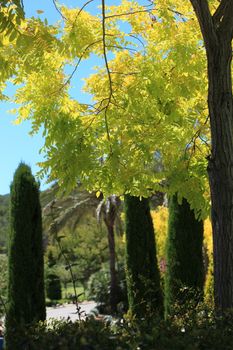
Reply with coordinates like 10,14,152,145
124,195,163,318
0,254,8,316
96,195,122,314
46,273,62,301
5,163,46,350
164,194,204,317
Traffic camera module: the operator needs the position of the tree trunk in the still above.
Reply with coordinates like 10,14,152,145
207,39,233,311
190,0,233,313
106,221,118,313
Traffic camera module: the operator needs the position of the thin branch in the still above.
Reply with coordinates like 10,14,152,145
78,0,95,16
199,135,211,149
215,1,233,40
109,99,126,111
213,0,228,24
105,8,156,20
106,44,138,52
110,71,140,75
185,115,210,163
70,0,97,35
128,33,145,49
50,39,102,95
168,7,187,22
20,0,24,12
102,0,113,146
168,7,185,17
52,0,67,21
189,0,218,51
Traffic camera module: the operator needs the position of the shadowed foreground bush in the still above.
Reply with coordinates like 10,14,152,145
8,309,233,350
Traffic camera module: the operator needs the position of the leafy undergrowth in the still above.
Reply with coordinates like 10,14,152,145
6,307,233,350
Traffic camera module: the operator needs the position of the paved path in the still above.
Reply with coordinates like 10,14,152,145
46,302,97,322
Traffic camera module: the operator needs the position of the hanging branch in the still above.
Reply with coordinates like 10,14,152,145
105,8,156,20
78,0,95,16
101,0,113,146
49,39,103,96
185,115,210,167
52,0,67,21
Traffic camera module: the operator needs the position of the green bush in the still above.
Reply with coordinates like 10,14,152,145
46,273,62,301
9,317,127,350
87,263,128,314
6,308,233,350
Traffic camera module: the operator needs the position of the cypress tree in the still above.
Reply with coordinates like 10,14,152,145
165,194,204,317
5,163,46,349
124,195,163,318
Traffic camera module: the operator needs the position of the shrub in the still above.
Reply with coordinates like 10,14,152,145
46,273,62,301
6,307,233,350
87,263,128,315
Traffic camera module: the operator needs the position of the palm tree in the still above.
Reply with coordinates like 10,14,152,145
97,195,122,313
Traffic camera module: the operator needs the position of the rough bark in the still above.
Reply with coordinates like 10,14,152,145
97,195,121,313
105,221,119,313
190,0,233,312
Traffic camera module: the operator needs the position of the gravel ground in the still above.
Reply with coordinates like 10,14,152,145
46,302,97,322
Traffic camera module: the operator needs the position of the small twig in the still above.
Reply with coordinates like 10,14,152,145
106,44,138,52
110,71,140,75
52,0,67,21
105,8,156,20
78,0,95,16
69,0,97,34
128,33,145,49
102,0,113,146
199,135,210,149
185,116,210,167
20,0,24,12
49,39,102,96
63,39,102,86
168,7,186,19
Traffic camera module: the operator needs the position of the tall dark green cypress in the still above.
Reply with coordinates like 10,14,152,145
124,195,163,318
5,163,46,349
165,194,204,317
